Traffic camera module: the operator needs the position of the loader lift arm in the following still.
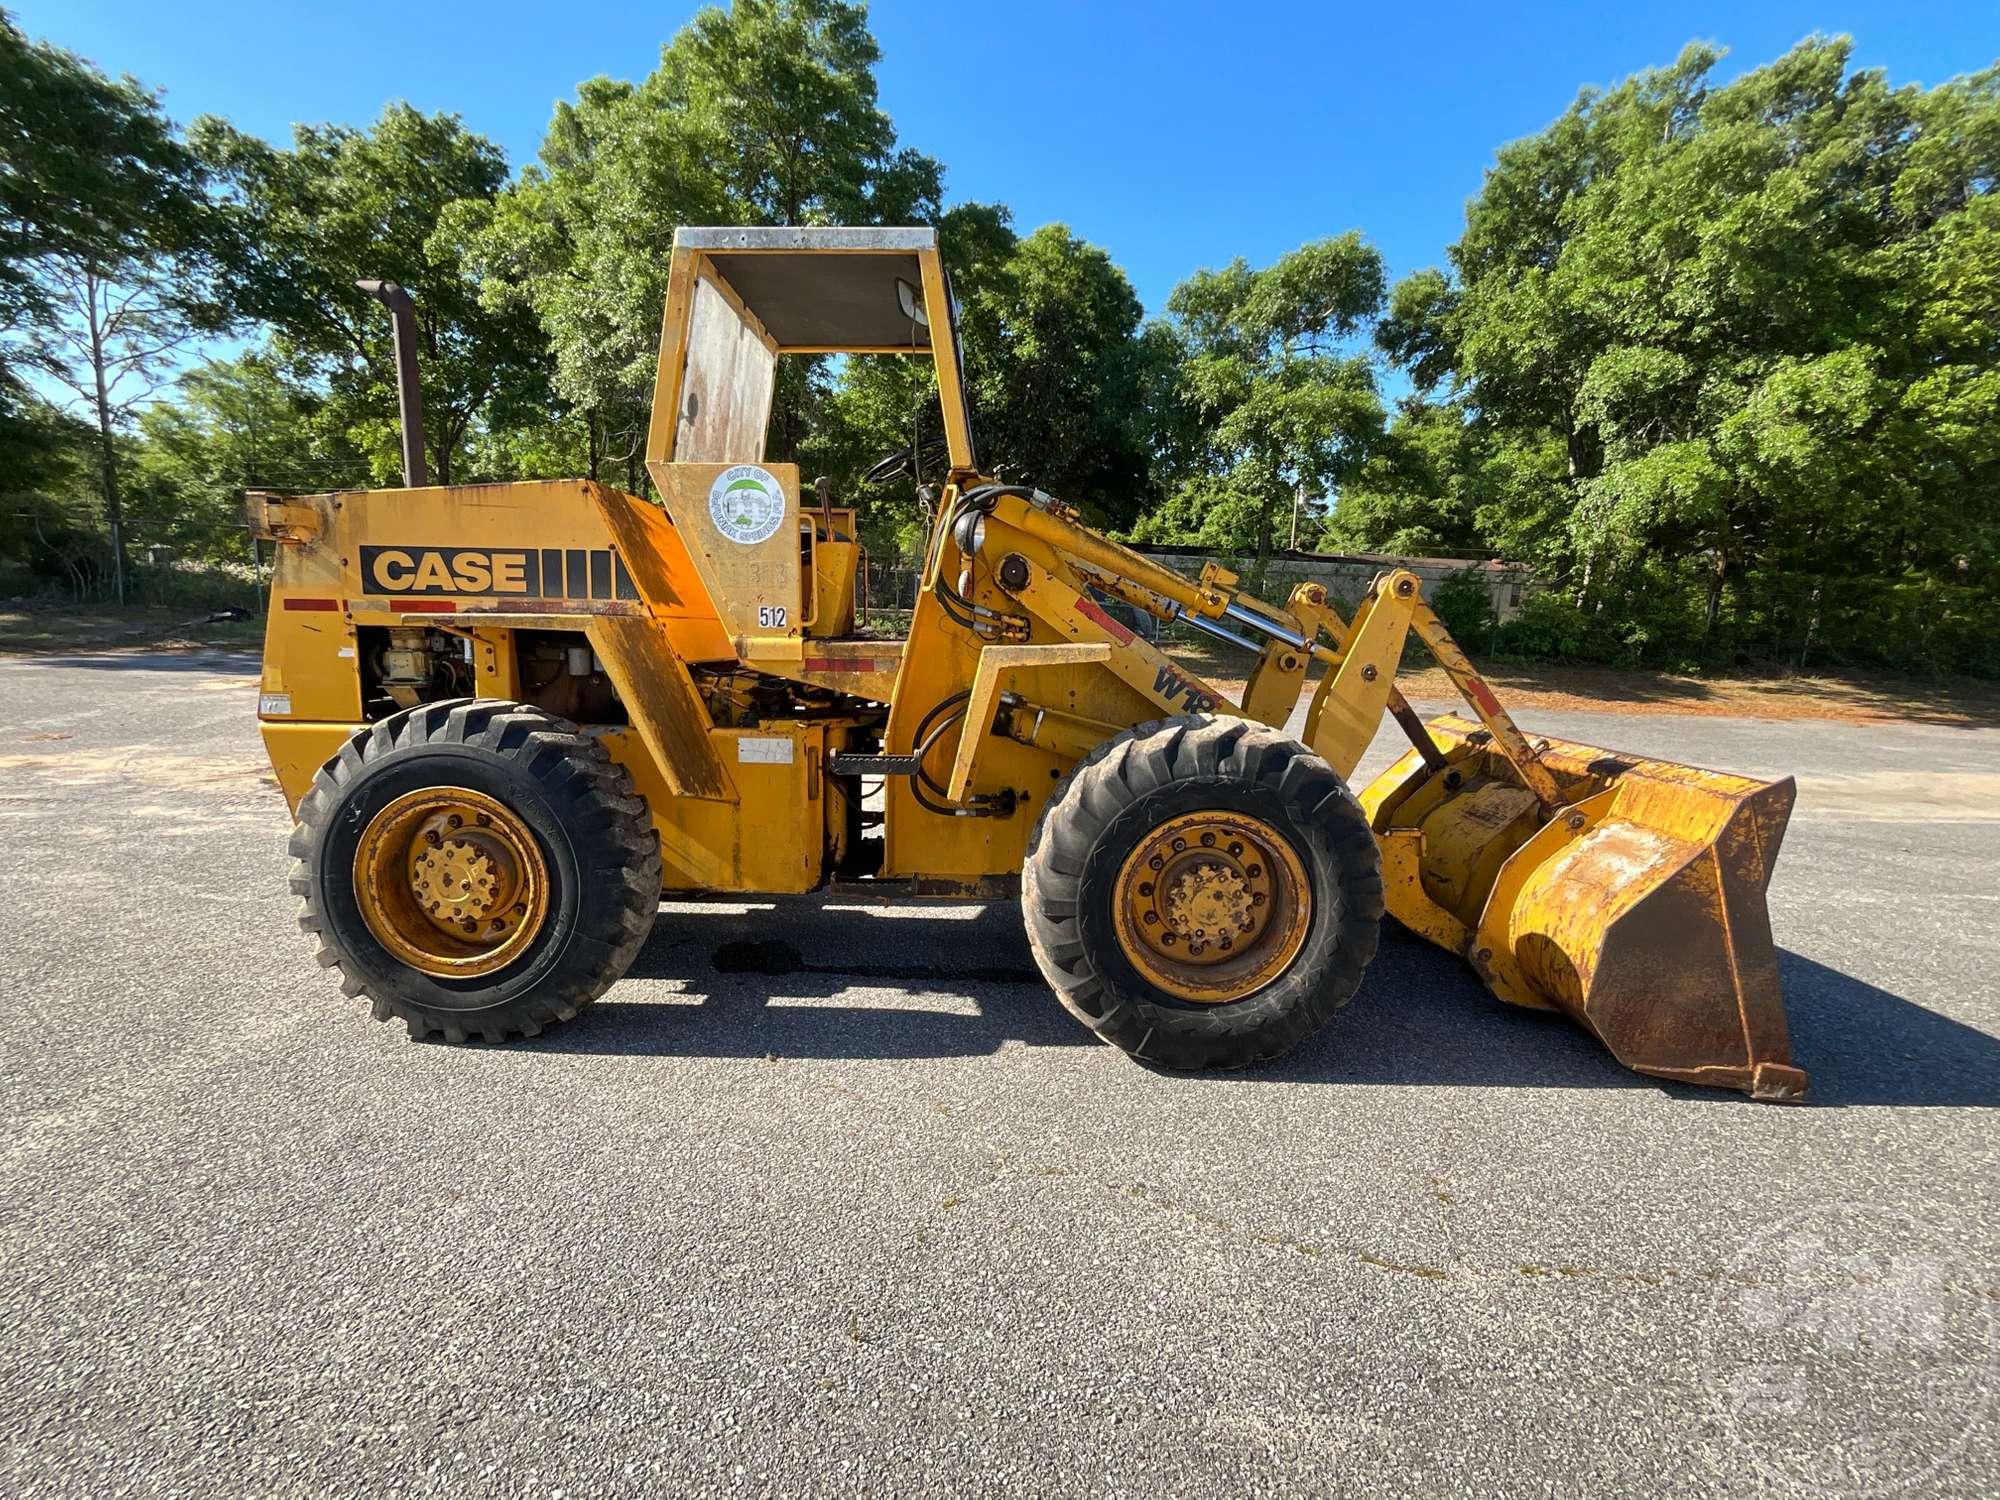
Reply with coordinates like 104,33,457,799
944,482,1554,802
932,479,1804,1100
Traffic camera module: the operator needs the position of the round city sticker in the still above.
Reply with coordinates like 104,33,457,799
707,464,787,546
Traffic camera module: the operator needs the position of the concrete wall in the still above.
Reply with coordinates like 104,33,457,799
1124,545,1537,622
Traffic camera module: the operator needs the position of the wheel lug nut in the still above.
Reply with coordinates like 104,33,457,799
424,830,441,846
1251,892,1266,906
447,814,462,829
1220,937,1233,950
1171,838,1186,852
1228,841,1243,856
1161,932,1177,945
1148,855,1164,871
476,813,491,826
1200,832,1214,847
1246,864,1262,879
489,919,505,932
1143,911,1158,925
1138,881,1153,896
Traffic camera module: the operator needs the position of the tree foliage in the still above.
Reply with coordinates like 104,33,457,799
4,11,1998,680
801,209,1161,550
0,12,205,337
1343,38,2000,672
193,104,549,486
451,0,940,491
1,9,223,599
1135,235,1388,557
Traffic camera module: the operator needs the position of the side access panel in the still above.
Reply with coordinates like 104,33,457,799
602,720,838,894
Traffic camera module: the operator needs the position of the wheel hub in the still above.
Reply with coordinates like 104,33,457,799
353,788,549,978
1112,810,1311,1003
1164,864,1253,940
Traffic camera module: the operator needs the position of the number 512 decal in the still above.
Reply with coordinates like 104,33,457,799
757,605,788,629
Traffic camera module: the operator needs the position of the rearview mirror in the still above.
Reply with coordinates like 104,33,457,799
895,277,929,329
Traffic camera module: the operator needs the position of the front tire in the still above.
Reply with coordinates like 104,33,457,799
289,699,659,1042
1022,716,1383,1070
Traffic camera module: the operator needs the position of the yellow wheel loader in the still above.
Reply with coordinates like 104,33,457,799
252,226,1805,1098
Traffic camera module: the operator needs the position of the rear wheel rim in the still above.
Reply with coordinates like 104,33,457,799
1111,809,1312,1004
352,786,551,979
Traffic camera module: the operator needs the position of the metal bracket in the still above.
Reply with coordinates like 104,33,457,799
945,641,1113,802
830,753,924,776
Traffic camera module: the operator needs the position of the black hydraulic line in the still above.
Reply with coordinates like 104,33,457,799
903,689,1007,818
1388,694,1451,773
911,690,971,746
913,706,968,798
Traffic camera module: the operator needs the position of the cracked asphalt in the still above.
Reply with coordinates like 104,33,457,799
2,650,1996,1497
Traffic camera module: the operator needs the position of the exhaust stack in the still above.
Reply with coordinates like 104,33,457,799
355,280,428,488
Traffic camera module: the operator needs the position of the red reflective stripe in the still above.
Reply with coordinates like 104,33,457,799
387,599,457,613
1076,598,1136,645
1465,674,1504,718
282,597,339,612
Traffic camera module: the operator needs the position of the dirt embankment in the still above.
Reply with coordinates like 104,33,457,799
1185,652,2000,730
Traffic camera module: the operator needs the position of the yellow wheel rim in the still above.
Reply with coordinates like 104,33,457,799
352,786,551,979
1112,810,1311,1004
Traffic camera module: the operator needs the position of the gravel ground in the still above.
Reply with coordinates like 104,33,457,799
2,651,1995,1498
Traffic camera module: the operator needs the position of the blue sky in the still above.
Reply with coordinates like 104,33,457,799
13,0,1997,316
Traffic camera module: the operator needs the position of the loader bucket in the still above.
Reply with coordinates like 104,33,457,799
1360,715,1804,1100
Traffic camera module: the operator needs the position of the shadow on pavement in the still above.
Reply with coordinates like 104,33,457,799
532,902,2000,1107
1777,950,2000,1108
5,650,258,673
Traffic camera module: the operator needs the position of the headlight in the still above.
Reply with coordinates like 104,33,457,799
951,508,986,556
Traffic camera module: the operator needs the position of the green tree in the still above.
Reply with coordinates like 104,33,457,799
1363,38,2000,672
0,398,105,597
659,0,941,227
806,211,1157,514
1135,235,1389,558
0,12,205,342
957,223,1155,521
127,354,366,562
193,104,551,487
1,11,221,600
452,0,941,491
795,209,1162,554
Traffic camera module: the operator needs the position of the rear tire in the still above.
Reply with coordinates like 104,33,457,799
289,699,659,1042
1022,716,1382,1070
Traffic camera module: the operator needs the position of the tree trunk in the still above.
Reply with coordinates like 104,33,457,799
1796,583,1822,672
84,268,125,606
1703,550,1728,643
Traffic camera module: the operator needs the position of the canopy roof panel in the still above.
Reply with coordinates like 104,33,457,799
674,227,937,350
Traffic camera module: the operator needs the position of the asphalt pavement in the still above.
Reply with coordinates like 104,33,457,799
1,650,1995,1497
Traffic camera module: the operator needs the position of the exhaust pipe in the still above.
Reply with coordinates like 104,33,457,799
355,279,429,488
